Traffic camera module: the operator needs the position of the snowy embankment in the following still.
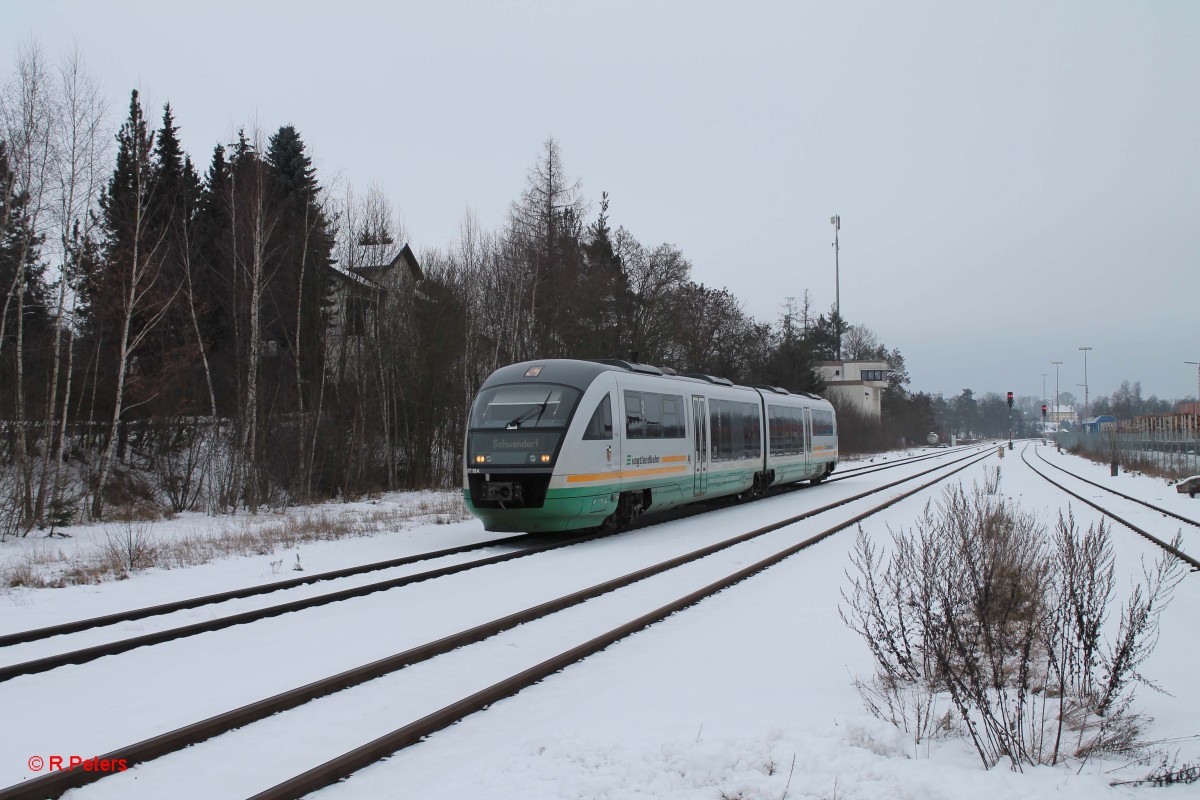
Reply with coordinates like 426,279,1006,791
1,445,1197,799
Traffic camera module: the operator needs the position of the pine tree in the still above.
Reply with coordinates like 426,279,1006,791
136,103,205,414
265,125,335,413
86,90,176,517
193,144,237,415
580,191,628,356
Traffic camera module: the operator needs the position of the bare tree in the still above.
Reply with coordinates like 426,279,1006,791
506,137,583,355
35,48,107,525
615,231,690,360
1,42,57,527
235,139,280,512
842,323,885,360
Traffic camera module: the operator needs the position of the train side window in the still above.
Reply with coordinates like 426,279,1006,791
710,399,733,461
624,390,644,438
743,402,762,459
583,394,613,440
812,409,835,437
661,394,685,438
770,405,799,456
642,392,662,438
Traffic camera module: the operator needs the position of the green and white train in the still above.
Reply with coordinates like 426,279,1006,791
463,359,838,533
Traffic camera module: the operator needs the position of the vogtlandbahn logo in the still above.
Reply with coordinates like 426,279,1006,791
626,455,661,467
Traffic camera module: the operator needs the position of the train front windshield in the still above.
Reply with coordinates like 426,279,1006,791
467,384,581,467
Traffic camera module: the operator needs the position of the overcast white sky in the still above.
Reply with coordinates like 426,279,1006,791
6,0,1199,403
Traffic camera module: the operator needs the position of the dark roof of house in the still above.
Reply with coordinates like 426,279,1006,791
350,242,423,284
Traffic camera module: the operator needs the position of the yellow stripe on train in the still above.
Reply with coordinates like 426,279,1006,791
566,465,689,483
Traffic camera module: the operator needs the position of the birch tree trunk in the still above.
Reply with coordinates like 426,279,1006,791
91,173,171,519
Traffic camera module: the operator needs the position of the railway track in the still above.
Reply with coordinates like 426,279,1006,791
0,445,984,683
830,443,979,482
1030,445,1200,531
0,445,975,654
0,531,604,682
0,446,995,800
1021,443,1199,571
0,531,551,648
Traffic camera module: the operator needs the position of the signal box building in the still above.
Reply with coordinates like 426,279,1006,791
815,359,890,419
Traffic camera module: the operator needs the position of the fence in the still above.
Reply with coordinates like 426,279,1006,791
1056,427,1199,478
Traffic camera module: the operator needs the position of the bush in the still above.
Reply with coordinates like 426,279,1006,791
841,484,1186,770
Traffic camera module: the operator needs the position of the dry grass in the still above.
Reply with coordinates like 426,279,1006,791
1,493,470,589
1066,443,1194,482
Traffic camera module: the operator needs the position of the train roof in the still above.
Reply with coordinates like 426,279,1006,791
479,359,619,391
480,360,832,408
480,358,734,392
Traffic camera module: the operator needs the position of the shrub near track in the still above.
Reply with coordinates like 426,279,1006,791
841,477,1186,773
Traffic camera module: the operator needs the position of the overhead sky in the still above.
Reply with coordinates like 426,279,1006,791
6,1,1198,403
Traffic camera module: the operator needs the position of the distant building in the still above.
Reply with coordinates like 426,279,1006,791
1047,403,1076,428
327,243,423,340
1176,400,1200,416
1083,415,1118,433
815,359,889,418
326,243,423,376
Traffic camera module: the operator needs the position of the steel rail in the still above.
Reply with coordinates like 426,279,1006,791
1021,444,1200,571
0,449,994,800
1032,446,1200,529
0,448,985,683
0,532,605,683
829,444,980,482
0,444,974,651
0,532,541,648
247,449,996,800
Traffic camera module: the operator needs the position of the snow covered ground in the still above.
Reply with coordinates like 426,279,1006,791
2,444,1197,799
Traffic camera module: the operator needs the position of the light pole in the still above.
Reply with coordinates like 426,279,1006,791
1051,360,1063,431
1041,373,1047,438
1079,346,1092,428
831,214,841,361
1187,361,1199,448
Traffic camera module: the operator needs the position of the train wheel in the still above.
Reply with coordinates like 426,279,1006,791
748,474,767,500
615,491,644,528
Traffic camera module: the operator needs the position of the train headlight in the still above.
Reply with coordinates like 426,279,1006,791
473,455,486,464
540,454,551,463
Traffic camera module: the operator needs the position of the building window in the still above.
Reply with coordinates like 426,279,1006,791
345,296,368,336
860,369,885,382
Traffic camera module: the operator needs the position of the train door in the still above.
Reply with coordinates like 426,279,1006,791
692,395,708,496
803,408,813,475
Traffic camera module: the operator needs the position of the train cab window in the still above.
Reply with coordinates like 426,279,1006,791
470,384,581,429
582,394,613,440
